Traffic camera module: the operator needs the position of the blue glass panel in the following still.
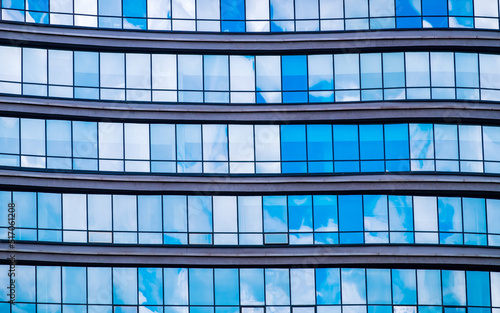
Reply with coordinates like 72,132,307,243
360,125,384,160
384,124,409,159
338,195,363,232
307,125,333,161
27,0,48,11
123,0,146,17
221,0,244,20
316,268,341,304
113,268,137,305
3,0,24,9
74,52,99,88
265,269,290,305
341,268,366,304
442,270,466,305
367,269,391,304
281,125,306,161
215,269,239,305
392,269,417,304
417,270,442,305
333,125,359,161
288,195,312,232
221,21,245,32
38,193,61,229
438,197,462,232
263,196,288,233
282,55,307,91
313,195,338,232
422,0,446,15
240,269,264,305
62,267,86,304
466,271,491,306
463,198,486,233
164,268,188,305
449,0,473,16
396,0,422,16
139,268,163,305
189,268,214,305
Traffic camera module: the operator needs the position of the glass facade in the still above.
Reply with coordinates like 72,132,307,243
2,0,500,32
1,47,500,104
1,191,500,246
1,117,500,174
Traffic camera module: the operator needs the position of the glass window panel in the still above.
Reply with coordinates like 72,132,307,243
438,197,462,232
150,124,175,161
313,195,338,232
333,125,359,161
282,55,307,91
442,270,466,306
152,55,177,90
47,120,71,157
163,196,187,232
466,271,490,306
487,199,500,234
481,54,500,89
364,195,388,231
177,124,202,161
334,54,360,90
113,268,137,305
12,192,36,229
288,195,312,232
100,53,124,88
383,53,405,88
123,0,146,17
308,55,333,90
88,194,112,231
339,195,363,232
62,267,86,304
164,268,188,305
0,117,19,154
63,194,86,230
23,48,47,84
413,197,437,232
215,269,239,305
48,50,73,86
341,268,366,304
345,0,368,18
291,269,315,305
99,122,123,159
139,268,163,305
113,195,137,231
370,0,395,16
127,53,151,89
360,53,382,89
406,52,430,87
229,125,254,161
203,124,228,161
459,125,483,160
256,56,281,92
37,266,61,303
474,0,499,17
392,269,416,305
417,270,442,305
124,123,149,160
189,268,214,305
38,193,61,229
265,269,290,305
463,198,486,233
384,124,409,160
483,126,500,161
240,268,265,305
434,125,458,160
213,196,237,233
316,268,340,304
17,266,36,302
389,196,413,231
270,0,294,20
255,125,280,161
238,196,263,233
0,46,21,82
73,121,97,159
307,125,333,162
172,0,195,18
491,272,500,307
431,53,455,87
409,124,434,160
204,55,229,91
74,51,99,87
21,118,45,156
188,196,212,232
88,267,112,304
455,53,479,88
359,125,384,161
198,0,220,19
281,125,306,161
178,55,202,90
263,196,287,233
320,0,343,18
367,269,391,304
100,0,121,16
230,56,255,92
138,196,162,232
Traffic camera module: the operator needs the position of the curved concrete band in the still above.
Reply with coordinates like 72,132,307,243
1,243,499,270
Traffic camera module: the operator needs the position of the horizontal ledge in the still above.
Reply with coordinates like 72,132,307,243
1,170,500,197
1,96,500,124
1,243,499,269
1,25,500,53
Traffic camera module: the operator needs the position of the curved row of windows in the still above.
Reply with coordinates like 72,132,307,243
0,266,498,310
1,117,499,175
2,0,500,32
1,47,500,104
2,191,500,246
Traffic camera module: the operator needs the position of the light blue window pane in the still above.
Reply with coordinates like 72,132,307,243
265,269,290,305
88,268,112,304
383,53,405,88
139,268,163,305
37,266,61,303
409,124,434,160
100,53,124,88
99,0,121,16
74,52,99,87
307,125,332,161
38,193,61,229
263,196,287,232
215,269,239,305
256,56,281,91
163,196,187,232
431,52,455,87
484,126,500,161
459,125,483,160
17,266,36,302
240,268,264,305
339,195,363,232
392,269,416,304
123,0,146,17
3,0,24,9
334,54,360,90
384,124,409,159
177,124,202,161
480,54,500,89
21,118,45,155
449,0,473,16
270,0,293,19
13,192,36,228
113,268,137,305
188,196,212,232
151,124,175,161
281,125,306,161
316,268,340,304
438,197,462,232
455,53,479,88
62,267,86,304
345,0,368,18
466,271,491,306
23,48,47,84
164,268,188,305
221,0,244,20
308,55,333,90
88,195,111,232
442,270,466,305
290,268,315,305
417,270,442,305
341,268,366,304
463,198,486,233
230,55,255,91
47,120,71,157
288,195,312,232
113,195,137,231
333,125,359,160
138,195,162,232
204,55,229,91
434,125,458,160
73,121,97,159
487,199,500,234
364,195,388,231
422,0,446,15
189,268,214,305
203,125,228,161
359,125,384,160
178,55,202,90
406,52,430,87
282,55,307,91
396,0,421,16
367,269,391,304
360,53,382,89
238,196,262,233
0,117,19,154
0,192,11,227
313,195,338,232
